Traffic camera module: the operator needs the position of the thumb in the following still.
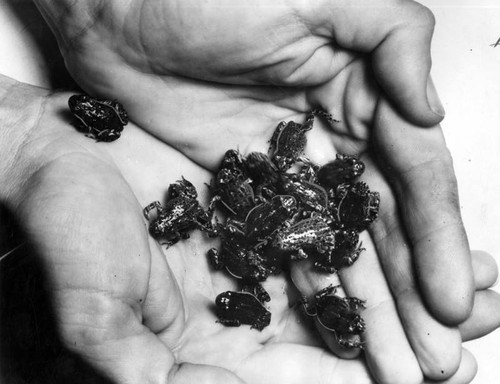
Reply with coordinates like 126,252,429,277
62,315,244,384
306,0,444,126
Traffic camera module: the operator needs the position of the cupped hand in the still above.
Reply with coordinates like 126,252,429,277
25,0,488,382
0,78,394,384
2,76,500,384
34,0,443,127
32,0,470,320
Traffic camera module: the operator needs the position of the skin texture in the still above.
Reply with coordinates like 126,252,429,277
0,0,497,383
1,78,500,384
31,0,473,321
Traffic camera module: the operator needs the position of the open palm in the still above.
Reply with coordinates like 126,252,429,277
22,0,499,383
3,86,379,384
5,80,498,384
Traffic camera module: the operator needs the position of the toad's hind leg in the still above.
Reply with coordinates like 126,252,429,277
143,201,163,220
337,335,364,349
314,284,340,301
217,318,241,327
345,297,366,311
241,283,270,303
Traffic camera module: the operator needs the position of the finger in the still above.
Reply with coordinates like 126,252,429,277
64,324,245,384
64,285,245,384
141,238,185,336
289,260,363,359
339,232,425,384
373,98,475,325
303,0,443,126
423,349,478,384
26,159,242,384
362,154,463,380
459,289,500,342
11,143,231,384
471,250,499,290
238,343,375,384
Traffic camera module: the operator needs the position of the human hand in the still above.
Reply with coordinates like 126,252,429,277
1,75,500,384
28,0,476,381
1,77,353,384
34,0,443,127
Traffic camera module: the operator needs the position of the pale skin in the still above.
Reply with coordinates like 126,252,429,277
1,78,500,384
0,0,499,383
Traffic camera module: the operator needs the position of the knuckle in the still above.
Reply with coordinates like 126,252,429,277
405,1,436,29
415,4,436,28
57,291,136,351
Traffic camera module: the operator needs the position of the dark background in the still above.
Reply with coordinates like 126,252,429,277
0,205,113,384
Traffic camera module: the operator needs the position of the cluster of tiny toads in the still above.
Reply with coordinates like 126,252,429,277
141,110,380,348
66,94,378,347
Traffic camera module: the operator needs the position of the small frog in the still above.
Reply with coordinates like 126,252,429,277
209,168,255,218
278,173,330,218
215,290,271,331
244,195,298,244
310,230,364,273
208,196,297,299
268,112,315,172
268,109,337,172
209,150,256,219
167,176,198,200
330,182,380,232
208,229,272,283
68,94,128,142
208,219,280,302
144,178,213,246
272,215,336,260
244,152,280,194
302,284,365,348
219,149,247,173
317,154,365,189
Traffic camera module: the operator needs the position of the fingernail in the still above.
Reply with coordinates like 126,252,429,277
427,77,445,118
